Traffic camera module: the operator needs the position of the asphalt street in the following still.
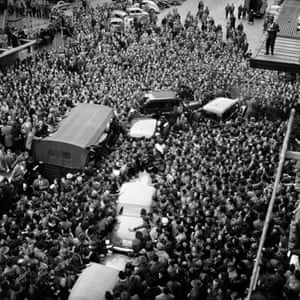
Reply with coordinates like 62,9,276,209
157,0,266,52
1,0,267,53
90,0,266,52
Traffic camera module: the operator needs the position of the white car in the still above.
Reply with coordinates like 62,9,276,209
141,0,160,13
110,172,155,253
110,10,128,19
110,17,124,32
129,118,157,139
127,7,149,19
298,15,300,31
52,1,71,11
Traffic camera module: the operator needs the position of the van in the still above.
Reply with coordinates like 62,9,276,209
140,90,182,116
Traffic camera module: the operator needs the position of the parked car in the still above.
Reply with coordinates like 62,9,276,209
201,97,240,120
51,1,71,12
141,0,160,13
139,90,181,116
110,9,128,19
168,0,183,5
139,90,202,117
129,118,157,139
110,17,124,32
127,6,149,20
244,0,267,17
110,172,156,254
109,11,134,32
153,0,170,9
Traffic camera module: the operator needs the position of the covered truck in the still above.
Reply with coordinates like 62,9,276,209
33,103,114,179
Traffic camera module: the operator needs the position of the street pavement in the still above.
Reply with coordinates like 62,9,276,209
1,0,266,53
157,0,266,53
91,0,266,52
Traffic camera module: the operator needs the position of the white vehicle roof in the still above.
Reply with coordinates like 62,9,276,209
127,7,148,14
102,253,133,271
111,172,155,251
110,17,124,24
142,0,160,12
111,10,128,18
129,118,157,139
202,97,238,117
68,263,119,300
53,1,70,10
114,215,145,242
118,181,155,207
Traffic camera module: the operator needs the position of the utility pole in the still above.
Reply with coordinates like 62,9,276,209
61,22,64,50
246,108,295,300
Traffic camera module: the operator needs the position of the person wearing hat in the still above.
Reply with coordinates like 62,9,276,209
188,279,207,300
155,286,175,300
32,174,49,195
113,271,130,295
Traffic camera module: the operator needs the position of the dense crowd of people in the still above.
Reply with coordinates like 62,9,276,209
0,1,300,299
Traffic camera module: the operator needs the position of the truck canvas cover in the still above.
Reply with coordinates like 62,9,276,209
33,103,113,170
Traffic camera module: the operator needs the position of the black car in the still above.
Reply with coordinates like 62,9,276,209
139,90,182,116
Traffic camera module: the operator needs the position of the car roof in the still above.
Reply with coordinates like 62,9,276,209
110,17,124,24
118,181,155,207
202,97,238,116
111,10,128,17
129,118,157,139
145,90,178,101
114,215,144,242
54,2,69,7
128,6,143,11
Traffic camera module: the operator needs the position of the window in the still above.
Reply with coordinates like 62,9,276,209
61,151,71,160
48,149,59,158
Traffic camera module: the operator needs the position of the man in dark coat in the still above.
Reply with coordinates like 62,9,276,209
230,12,236,29
225,3,230,19
238,4,243,19
265,17,280,55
